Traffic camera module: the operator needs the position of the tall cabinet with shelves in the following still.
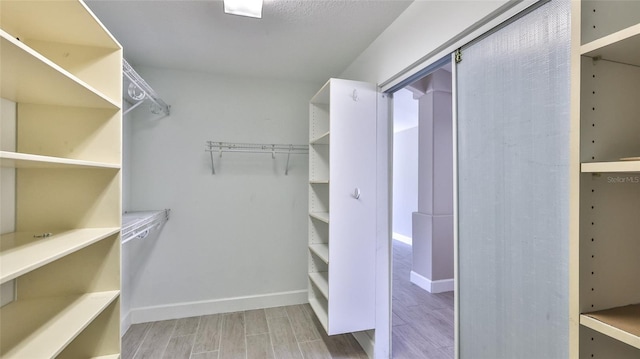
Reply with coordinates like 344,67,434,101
0,1,122,357
573,1,640,357
308,79,377,335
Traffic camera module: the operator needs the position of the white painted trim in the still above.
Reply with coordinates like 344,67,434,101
392,232,412,245
128,290,308,324
410,271,454,294
352,331,375,359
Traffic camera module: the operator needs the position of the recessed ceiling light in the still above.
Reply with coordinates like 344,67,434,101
224,0,263,19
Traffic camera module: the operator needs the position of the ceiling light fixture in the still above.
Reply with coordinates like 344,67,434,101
223,0,263,19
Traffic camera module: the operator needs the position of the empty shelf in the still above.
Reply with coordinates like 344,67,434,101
309,272,329,299
581,304,640,349
0,31,118,109
308,296,329,332
122,209,171,244
581,23,640,67
0,0,120,50
0,228,120,284
309,180,329,185
309,212,329,223
581,161,640,172
581,160,640,173
310,132,330,145
0,151,120,169
0,291,120,358
309,244,329,264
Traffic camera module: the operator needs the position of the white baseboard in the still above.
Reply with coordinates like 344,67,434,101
128,289,308,324
392,232,412,245
410,271,454,293
352,330,375,359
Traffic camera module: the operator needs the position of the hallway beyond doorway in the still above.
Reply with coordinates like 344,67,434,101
392,240,454,358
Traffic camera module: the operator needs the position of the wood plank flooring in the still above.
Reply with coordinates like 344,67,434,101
123,240,452,359
123,304,367,359
392,239,454,359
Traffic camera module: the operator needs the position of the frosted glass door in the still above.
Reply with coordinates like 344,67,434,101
455,1,570,358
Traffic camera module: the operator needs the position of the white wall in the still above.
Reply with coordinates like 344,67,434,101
341,0,533,87
392,126,418,241
123,66,320,323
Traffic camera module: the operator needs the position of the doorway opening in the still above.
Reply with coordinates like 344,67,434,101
390,59,455,358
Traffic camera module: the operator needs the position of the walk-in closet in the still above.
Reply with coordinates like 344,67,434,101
2,0,638,358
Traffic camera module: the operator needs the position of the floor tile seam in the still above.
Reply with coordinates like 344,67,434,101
159,320,180,358
243,311,249,359
129,324,151,359
264,312,279,359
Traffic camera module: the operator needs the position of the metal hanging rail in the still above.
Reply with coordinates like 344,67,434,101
123,58,171,116
121,209,171,244
205,141,308,175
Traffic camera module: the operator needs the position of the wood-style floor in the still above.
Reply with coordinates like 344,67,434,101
122,240,452,359
392,239,454,359
122,303,368,359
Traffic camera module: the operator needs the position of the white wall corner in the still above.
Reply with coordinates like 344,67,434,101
410,270,454,294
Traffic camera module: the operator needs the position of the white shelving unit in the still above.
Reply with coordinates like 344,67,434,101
572,1,640,357
0,1,122,357
308,78,377,335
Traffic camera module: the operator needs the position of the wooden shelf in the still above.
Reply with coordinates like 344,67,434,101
309,212,329,224
310,132,330,145
0,151,120,170
581,160,640,173
0,31,118,109
309,272,329,299
309,244,329,264
0,291,120,358
581,304,640,350
581,23,640,66
0,228,120,284
308,296,329,332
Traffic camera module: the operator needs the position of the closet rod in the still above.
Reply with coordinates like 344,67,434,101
123,59,171,116
205,141,308,175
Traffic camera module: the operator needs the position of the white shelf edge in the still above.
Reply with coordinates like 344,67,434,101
91,355,120,359
310,132,330,145
310,79,331,105
580,313,640,350
0,291,120,358
308,272,329,299
581,23,640,56
581,160,640,173
309,212,329,224
309,180,329,185
0,151,120,169
0,228,121,284
308,296,328,333
309,244,329,264
0,29,119,109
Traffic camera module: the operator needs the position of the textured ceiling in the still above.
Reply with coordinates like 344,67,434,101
86,0,413,83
